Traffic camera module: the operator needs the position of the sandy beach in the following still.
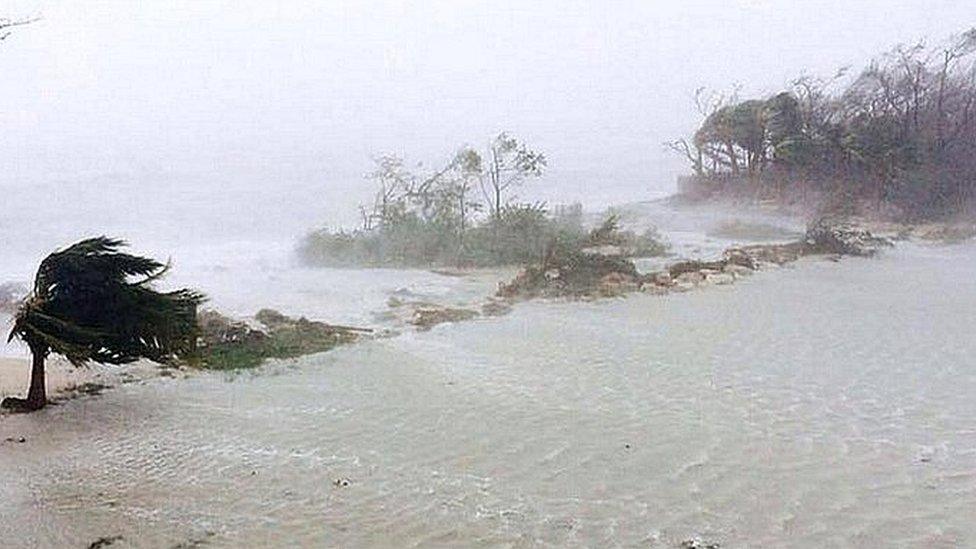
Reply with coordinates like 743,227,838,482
0,356,162,407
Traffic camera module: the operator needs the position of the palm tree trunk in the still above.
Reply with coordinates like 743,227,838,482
26,344,47,409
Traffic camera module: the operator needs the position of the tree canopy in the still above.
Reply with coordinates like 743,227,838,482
9,237,204,366
672,28,976,218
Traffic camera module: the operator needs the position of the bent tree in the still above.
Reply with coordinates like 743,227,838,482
4,237,204,411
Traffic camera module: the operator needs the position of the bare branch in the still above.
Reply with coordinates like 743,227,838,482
0,15,39,41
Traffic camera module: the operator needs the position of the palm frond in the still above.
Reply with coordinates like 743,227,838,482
10,237,206,366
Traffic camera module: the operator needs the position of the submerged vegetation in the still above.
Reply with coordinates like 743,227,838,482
499,218,893,301
195,309,368,370
0,237,370,411
670,28,976,221
300,133,668,268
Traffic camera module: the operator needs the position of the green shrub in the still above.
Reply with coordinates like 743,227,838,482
299,204,668,269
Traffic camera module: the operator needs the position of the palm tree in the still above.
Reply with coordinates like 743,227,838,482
3,237,204,411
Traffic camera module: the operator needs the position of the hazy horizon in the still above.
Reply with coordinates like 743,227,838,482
4,5,976,546
2,1,974,235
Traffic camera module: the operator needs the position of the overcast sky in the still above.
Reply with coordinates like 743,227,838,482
1,0,973,222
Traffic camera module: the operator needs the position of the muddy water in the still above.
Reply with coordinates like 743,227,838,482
2,241,974,547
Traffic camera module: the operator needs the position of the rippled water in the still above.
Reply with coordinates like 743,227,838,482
2,240,974,547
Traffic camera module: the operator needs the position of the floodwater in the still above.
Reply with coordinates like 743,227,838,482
1,233,974,547
0,198,798,357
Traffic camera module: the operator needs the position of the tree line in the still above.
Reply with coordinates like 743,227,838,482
670,28,976,219
301,133,666,268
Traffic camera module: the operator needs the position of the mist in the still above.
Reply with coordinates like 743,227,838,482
2,0,972,234
3,3,976,546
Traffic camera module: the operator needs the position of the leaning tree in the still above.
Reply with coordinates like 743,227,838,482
3,237,204,411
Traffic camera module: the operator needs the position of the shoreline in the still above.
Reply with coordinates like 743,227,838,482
664,192,976,243
4,235,972,546
2,211,972,417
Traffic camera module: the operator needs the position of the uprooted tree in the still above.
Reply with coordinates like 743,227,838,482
3,237,204,411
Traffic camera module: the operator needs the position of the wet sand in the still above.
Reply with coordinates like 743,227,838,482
1,357,82,402
0,357,162,408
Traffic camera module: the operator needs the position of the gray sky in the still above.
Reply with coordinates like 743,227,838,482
1,0,973,226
